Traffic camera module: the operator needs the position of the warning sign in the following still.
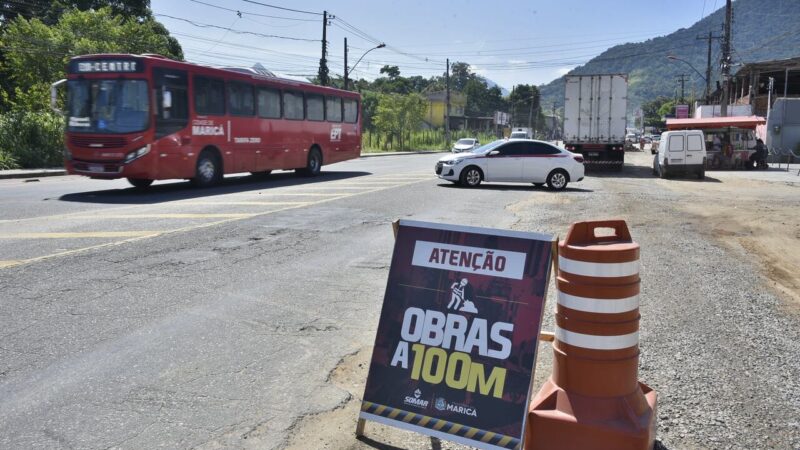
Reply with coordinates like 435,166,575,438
359,220,555,449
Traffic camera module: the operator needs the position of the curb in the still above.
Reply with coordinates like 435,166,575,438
0,169,67,180
360,150,448,158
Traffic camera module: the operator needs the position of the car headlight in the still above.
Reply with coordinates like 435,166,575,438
452,158,466,165
124,145,151,163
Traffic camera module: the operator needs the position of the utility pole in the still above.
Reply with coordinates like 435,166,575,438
697,31,721,104
343,37,348,90
552,103,557,140
527,93,534,134
677,74,687,103
720,0,732,116
318,11,329,86
445,58,451,145
767,77,774,122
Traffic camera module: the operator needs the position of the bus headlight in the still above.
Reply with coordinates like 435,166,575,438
124,145,151,163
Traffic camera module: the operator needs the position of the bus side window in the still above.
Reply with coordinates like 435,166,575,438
194,76,225,116
257,87,281,118
154,68,188,138
306,94,324,121
343,99,358,123
228,82,254,116
283,91,304,120
326,96,342,122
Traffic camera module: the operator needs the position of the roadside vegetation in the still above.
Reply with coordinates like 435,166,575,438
324,63,547,152
0,2,182,169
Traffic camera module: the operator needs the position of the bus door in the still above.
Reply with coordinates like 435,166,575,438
342,98,360,160
282,90,307,168
256,87,284,171
227,82,259,173
153,68,190,179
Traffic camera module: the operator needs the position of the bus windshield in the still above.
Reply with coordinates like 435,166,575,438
67,79,149,134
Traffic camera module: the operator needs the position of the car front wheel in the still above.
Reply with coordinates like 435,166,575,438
459,166,482,187
546,169,569,190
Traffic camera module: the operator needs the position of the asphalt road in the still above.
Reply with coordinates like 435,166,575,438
0,153,549,449
2,152,799,450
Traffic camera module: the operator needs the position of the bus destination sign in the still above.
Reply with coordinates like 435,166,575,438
69,59,143,74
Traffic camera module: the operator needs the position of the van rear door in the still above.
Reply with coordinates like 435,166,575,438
685,132,704,166
667,133,686,165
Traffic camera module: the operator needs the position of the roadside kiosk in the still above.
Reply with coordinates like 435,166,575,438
666,116,766,169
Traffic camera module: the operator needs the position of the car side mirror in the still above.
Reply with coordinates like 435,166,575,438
489,150,499,156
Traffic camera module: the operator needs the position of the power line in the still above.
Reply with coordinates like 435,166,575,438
187,0,317,21
240,0,322,16
154,13,318,42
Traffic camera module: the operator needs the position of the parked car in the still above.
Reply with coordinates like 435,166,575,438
509,127,532,139
653,130,706,179
435,139,585,190
451,138,480,153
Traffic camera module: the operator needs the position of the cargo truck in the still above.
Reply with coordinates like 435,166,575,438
562,74,628,170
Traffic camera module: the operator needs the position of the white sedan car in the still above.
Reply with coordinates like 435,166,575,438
451,138,480,153
435,139,585,190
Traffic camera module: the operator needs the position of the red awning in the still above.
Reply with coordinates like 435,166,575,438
666,115,766,130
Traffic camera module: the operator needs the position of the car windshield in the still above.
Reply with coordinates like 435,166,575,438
456,139,475,145
67,79,149,134
470,139,506,154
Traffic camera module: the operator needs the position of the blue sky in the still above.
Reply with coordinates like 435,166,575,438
151,0,723,89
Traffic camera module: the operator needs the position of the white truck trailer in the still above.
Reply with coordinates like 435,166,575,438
563,74,628,170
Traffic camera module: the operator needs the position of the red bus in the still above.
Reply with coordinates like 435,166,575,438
52,54,362,188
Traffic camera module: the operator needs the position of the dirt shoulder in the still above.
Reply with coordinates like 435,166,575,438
284,152,800,449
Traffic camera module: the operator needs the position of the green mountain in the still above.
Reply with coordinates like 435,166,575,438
539,0,800,114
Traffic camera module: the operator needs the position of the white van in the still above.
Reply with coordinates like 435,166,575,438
653,130,706,179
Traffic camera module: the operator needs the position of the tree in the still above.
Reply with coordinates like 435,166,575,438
379,65,400,79
449,61,473,91
373,93,426,150
0,7,183,111
641,96,673,128
508,84,541,128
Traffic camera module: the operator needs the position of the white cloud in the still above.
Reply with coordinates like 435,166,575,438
508,59,526,65
557,67,573,76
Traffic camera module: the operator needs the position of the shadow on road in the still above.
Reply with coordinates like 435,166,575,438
436,183,594,193
588,163,722,183
587,164,654,179
356,435,444,450
56,170,372,204
355,435,406,450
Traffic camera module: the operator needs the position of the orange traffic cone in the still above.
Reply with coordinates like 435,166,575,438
526,220,657,450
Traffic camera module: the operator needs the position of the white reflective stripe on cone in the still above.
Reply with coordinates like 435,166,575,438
555,325,639,350
558,256,639,278
557,291,639,314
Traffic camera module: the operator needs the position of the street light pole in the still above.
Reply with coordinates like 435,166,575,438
346,43,386,89
666,56,707,84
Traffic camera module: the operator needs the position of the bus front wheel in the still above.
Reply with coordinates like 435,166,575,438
192,150,221,187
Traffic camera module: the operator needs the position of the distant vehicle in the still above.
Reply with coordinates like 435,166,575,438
766,98,800,158
452,138,480,153
52,53,361,188
625,133,638,142
509,127,532,139
435,139,585,190
653,130,706,179
563,74,628,170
